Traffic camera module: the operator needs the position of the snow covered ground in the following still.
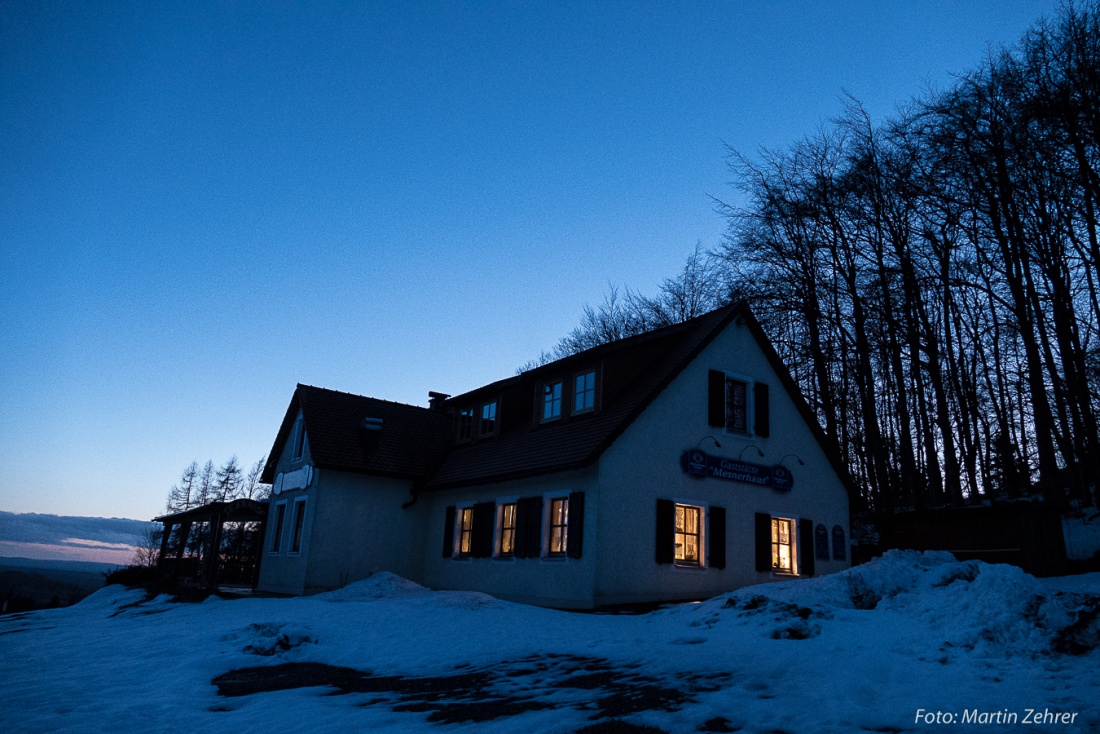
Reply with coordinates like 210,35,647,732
1,551,1096,734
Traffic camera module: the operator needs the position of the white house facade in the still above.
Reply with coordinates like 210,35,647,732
258,303,854,608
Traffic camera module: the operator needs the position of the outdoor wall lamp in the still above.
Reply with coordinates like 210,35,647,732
696,436,722,450
738,445,764,461
780,453,805,466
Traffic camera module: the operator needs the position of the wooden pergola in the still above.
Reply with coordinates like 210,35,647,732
154,498,268,590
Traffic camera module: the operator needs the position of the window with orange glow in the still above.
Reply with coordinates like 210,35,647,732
457,507,474,556
771,517,795,573
548,497,568,556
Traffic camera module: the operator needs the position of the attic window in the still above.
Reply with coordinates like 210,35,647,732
457,408,474,441
573,370,596,413
361,417,383,451
726,378,748,433
480,401,497,436
707,370,770,438
292,414,305,462
542,381,562,422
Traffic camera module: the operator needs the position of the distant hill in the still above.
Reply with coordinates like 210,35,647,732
0,558,114,615
0,556,118,574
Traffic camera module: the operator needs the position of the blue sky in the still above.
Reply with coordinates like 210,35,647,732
1,1,1060,523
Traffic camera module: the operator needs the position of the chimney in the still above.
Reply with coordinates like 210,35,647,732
428,391,450,412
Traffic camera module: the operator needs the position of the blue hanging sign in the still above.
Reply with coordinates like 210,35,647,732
680,449,794,492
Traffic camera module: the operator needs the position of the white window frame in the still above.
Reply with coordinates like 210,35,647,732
672,499,708,569
288,497,307,555
770,514,798,575
573,370,596,414
452,502,476,559
270,500,287,554
493,497,519,560
541,491,570,561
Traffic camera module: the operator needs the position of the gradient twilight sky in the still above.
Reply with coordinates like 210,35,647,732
1,1,1060,522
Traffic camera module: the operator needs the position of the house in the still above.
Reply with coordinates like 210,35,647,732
258,302,854,608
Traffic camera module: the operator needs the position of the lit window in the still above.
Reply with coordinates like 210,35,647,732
725,378,747,433
456,408,473,441
480,401,497,436
548,497,569,556
292,414,306,460
675,504,702,565
290,499,306,554
771,517,796,573
271,502,287,553
498,502,517,556
457,507,474,556
542,381,562,421
574,371,595,413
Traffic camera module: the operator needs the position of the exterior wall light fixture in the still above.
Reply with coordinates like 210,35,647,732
696,436,722,450
738,445,764,461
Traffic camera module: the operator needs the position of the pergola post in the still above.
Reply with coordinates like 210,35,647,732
158,521,173,566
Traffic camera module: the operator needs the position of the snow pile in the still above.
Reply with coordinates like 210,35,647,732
70,584,150,613
717,550,1099,657
311,572,501,611
3,555,1096,733
312,571,429,602
223,621,315,656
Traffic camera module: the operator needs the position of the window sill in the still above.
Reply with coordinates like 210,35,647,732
673,562,706,571
540,555,568,564
492,556,516,563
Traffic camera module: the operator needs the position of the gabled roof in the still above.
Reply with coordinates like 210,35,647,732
425,304,740,488
260,385,453,484
262,301,858,500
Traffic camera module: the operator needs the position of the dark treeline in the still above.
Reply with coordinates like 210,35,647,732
134,456,270,571
544,3,1100,514
164,455,269,514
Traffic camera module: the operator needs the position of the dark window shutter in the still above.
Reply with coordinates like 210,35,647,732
567,491,585,559
799,518,815,577
815,523,830,561
472,502,495,558
707,370,725,427
754,512,771,572
442,505,456,558
655,499,674,564
513,498,529,558
832,525,846,561
754,382,770,437
529,496,544,558
515,496,542,558
709,505,726,569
